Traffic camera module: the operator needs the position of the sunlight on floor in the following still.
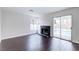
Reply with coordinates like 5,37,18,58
26,34,43,51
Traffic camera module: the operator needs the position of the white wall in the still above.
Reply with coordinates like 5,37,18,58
39,15,52,26
47,7,79,44
2,9,50,40
0,8,2,41
2,10,37,39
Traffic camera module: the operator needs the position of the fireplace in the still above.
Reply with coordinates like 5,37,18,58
41,26,50,37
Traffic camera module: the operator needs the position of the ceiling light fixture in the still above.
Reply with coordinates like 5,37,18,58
29,9,34,12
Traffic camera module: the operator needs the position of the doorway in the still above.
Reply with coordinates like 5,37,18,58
53,15,72,41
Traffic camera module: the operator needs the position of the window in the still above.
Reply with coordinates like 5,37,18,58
30,24,37,31
30,19,39,32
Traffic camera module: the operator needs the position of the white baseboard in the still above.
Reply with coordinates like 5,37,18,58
72,40,79,44
2,33,35,40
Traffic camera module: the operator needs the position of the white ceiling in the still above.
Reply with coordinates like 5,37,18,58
2,7,69,16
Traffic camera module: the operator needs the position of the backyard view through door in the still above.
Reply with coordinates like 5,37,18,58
53,15,72,40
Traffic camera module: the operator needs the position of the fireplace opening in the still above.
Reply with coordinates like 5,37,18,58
41,26,50,37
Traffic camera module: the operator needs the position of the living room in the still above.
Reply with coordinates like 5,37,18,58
0,7,79,51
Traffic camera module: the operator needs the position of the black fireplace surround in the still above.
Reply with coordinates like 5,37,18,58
41,26,50,37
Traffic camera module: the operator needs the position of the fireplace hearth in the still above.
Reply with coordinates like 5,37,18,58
41,26,50,37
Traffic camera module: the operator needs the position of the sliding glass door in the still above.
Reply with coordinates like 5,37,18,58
53,15,72,40
61,15,72,40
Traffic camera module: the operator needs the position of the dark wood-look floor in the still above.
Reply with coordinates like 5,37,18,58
1,34,79,51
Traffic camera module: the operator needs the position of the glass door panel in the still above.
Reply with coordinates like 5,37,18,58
61,15,72,40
